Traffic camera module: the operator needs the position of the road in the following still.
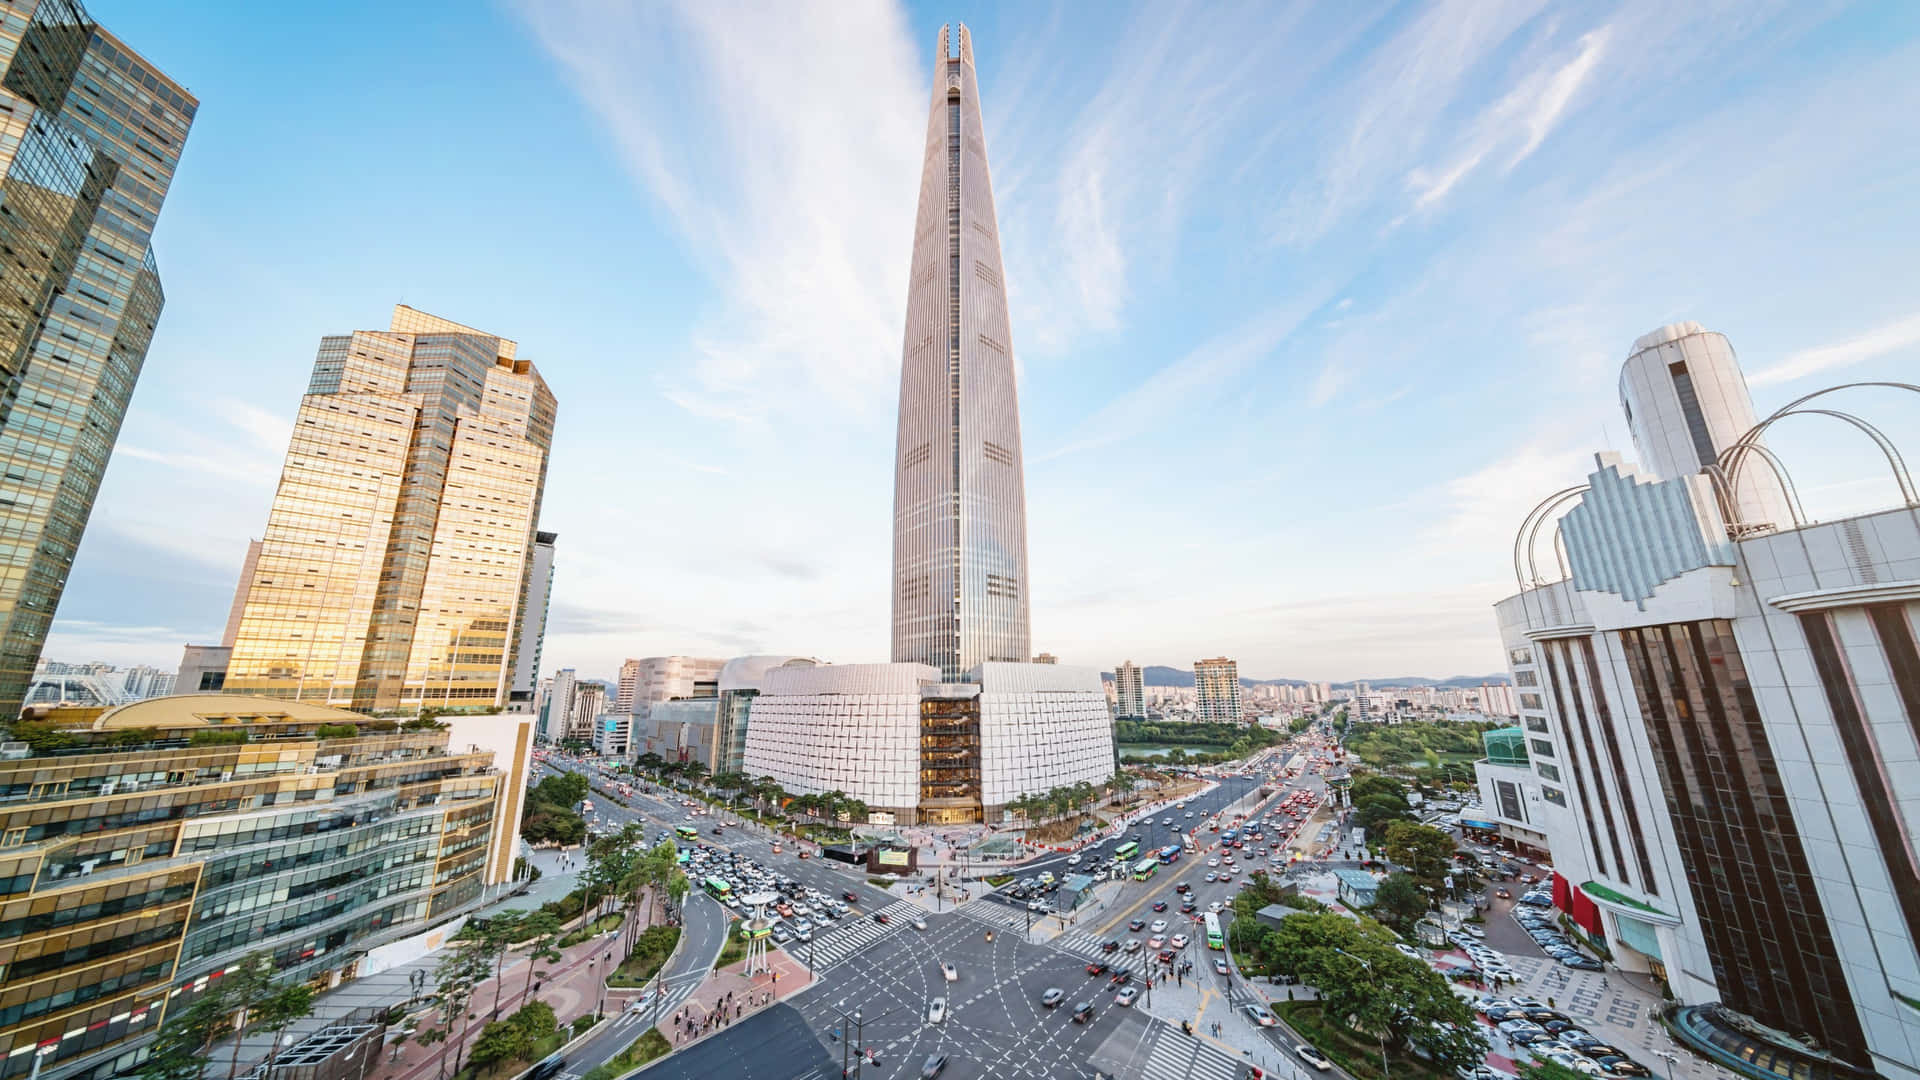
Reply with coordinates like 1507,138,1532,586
530,735,1337,1079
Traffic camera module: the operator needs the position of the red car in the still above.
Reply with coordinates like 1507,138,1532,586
1085,962,1108,976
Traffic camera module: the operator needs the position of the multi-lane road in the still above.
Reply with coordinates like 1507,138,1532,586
533,738,1335,1079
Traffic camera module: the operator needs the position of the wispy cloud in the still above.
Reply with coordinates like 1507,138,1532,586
1405,27,1611,214
516,0,923,414
1748,311,1920,387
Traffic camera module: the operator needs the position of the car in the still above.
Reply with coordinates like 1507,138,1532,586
1181,900,1198,913
926,998,946,1024
1578,1045,1629,1060
1394,943,1420,958
1595,1059,1651,1077
1498,1020,1546,1037
921,1053,948,1078
1476,997,1513,1013
843,891,859,903
1185,811,1195,817
941,962,958,982
1525,1009,1568,1023
1101,939,1120,953
1115,986,1140,1006
1171,934,1189,949
1175,882,1192,893
1124,940,1142,953
1296,1045,1333,1070
1214,957,1230,975
1495,888,1512,899
1085,962,1108,976
1108,971,1133,987
1147,936,1166,949
872,912,890,924
1073,1002,1096,1024
1564,956,1604,971
1152,900,1169,911
1042,988,1065,1008
912,918,928,931
1129,919,1146,931
1208,858,1220,867
1162,818,1173,826
1205,872,1218,883
1208,901,1224,914
1067,854,1082,866
1150,919,1168,933
1243,1003,1278,1027
1158,949,1176,964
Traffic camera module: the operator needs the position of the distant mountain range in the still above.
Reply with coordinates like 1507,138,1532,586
1100,665,1510,689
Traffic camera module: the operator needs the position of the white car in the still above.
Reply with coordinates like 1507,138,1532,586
1394,943,1420,958
927,997,946,1024
941,962,958,982
1150,920,1168,933
1208,901,1224,913
1296,1045,1333,1070
1208,858,1220,867
1067,854,1082,866
1170,934,1189,949
913,918,929,931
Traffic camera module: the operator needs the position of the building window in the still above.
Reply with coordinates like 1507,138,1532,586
1578,636,1659,894
1667,360,1719,471
1509,647,1534,665
1537,763,1561,782
1801,607,1920,972
1529,739,1555,758
1515,670,1539,687
1520,693,1543,710
1525,716,1550,734
1496,780,1526,823
1618,618,1867,1064
1542,787,1567,807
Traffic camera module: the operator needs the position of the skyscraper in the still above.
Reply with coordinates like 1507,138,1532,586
1114,660,1146,719
1193,657,1241,721
506,530,556,713
225,306,557,710
891,23,1030,682
0,2,196,719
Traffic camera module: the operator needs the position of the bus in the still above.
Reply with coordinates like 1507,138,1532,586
676,848,691,866
1132,858,1159,881
676,825,699,840
1204,912,1224,950
704,876,732,900
1113,841,1141,863
1158,844,1182,865
1222,828,1239,844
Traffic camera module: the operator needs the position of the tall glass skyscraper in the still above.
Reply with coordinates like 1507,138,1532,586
891,24,1030,682
0,0,195,718
224,307,557,711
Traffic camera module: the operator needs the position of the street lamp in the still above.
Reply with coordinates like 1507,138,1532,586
1333,947,1390,1078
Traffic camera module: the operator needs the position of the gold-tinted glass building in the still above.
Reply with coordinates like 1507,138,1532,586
225,307,557,711
0,697,502,1080
0,0,197,719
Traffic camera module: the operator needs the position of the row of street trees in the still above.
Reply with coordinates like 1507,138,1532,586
141,953,314,1080
1005,773,1131,825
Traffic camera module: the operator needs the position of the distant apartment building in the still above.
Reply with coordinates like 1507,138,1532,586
567,682,606,743
506,531,556,714
1113,660,1146,719
1193,657,1241,721
1478,681,1518,716
1031,653,1058,664
615,657,725,738
119,666,174,700
543,667,576,743
1,697,514,1080
224,306,556,711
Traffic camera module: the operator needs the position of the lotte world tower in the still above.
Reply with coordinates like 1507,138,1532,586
891,23,1031,682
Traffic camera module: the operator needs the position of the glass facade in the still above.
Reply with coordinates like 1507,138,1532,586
1617,618,1868,1069
224,307,556,711
0,704,499,1079
919,691,981,823
891,25,1030,682
0,4,195,719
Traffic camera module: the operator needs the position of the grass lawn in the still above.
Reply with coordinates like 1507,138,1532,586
606,926,680,987
715,932,748,970
557,912,623,949
1274,1002,1452,1080
580,1029,671,1080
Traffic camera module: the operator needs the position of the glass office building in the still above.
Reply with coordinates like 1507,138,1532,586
224,307,557,711
0,0,196,719
0,696,502,1080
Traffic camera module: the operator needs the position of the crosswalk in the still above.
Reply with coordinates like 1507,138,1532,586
957,900,1034,931
1143,1027,1245,1080
778,900,919,970
1052,929,1154,977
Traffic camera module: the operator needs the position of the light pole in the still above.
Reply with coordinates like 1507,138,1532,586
1333,947,1390,1078
27,1045,55,1080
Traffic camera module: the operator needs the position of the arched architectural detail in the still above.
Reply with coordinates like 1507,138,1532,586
1513,485,1590,590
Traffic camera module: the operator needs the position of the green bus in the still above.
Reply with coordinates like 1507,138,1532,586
1204,912,1224,950
1132,857,1159,881
704,876,732,900
676,825,699,840
1113,841,1140,863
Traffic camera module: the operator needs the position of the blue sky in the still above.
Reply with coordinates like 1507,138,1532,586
45,0,1920,683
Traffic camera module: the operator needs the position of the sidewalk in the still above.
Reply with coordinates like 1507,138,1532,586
1136,946,1307,1080
659,946,812,1050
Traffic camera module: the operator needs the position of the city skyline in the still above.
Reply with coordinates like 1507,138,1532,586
36,0,1920,684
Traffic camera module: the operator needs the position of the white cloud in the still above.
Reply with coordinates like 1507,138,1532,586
515,0,924,414
1748,311,1920,387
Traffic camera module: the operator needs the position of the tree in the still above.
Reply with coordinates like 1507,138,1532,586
219,952,280,1080
255,985,315,1077
1371,873,1430,935
636,752,666,779
508,1000,557,1042
1383,821,1456,890
141,990,232,1080
464,910,525,1015
468,1020,533,1072
428,939,488,1080
517,910,564,1000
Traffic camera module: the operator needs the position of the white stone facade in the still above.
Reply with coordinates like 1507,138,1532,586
977,662,1115,807
742,663,934,811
